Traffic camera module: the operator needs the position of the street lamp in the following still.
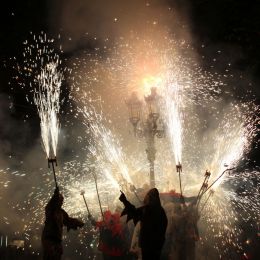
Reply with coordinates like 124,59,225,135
126,87,165,188
125,91,142,135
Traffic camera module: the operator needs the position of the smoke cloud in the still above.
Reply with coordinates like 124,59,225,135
48,0,192,51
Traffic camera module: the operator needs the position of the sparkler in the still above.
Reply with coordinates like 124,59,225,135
197,103,259,255
162,62,184,196
164,89,183,167
34,60,63,188
34,61,63,158
18,34,64,188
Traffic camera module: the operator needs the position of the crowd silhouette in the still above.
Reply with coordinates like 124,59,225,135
41,185,200,260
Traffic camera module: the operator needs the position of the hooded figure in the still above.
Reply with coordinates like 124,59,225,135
42,187,84,260
119,188,168,260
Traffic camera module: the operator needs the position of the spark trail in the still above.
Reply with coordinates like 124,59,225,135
163,69,183,167
79,99,133,188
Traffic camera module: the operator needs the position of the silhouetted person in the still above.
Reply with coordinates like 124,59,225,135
42,187,84,260
119,188,168,260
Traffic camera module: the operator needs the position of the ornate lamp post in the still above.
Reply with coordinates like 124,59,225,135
125,91,142,135
126,87,165,188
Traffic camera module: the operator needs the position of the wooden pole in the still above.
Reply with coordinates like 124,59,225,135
92,172,104,220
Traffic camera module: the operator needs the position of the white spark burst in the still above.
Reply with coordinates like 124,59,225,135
34,61,63,157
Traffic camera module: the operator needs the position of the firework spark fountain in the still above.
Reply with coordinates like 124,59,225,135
34,61,63,158
163,84,183,194
8,32,259,258
38,38,260,257
196,103,260,256
18,33,65,187
78,96,133,189
163,70,183,167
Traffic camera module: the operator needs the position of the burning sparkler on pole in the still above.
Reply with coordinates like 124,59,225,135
162,68,184,196
34,61,63,188
19,34,65,188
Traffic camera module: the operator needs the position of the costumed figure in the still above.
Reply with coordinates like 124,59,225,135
119,188,168,260
42,187,84,260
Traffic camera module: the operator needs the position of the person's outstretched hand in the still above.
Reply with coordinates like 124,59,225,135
67,219,84,232
119,191,127,203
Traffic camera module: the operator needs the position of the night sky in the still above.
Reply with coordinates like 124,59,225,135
0,0,260,259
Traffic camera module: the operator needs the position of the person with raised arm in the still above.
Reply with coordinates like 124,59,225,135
119,188,168,260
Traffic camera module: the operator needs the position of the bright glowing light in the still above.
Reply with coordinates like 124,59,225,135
142,75,162,95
